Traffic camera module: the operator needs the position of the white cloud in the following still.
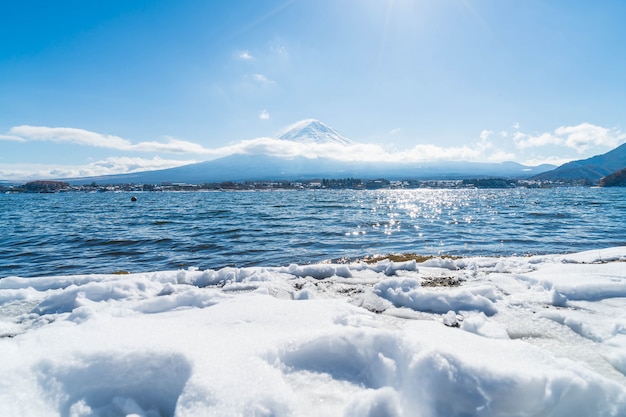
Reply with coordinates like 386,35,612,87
512,122,625,153
0,157,197,181
513,122,520,129
522,156,574,167
0,138,514,181
259,110,270,120
207,136,511,164
86,156,198,173
1,124,529,180
513,132,561,150
238,50,253,60
486,149,517,162
555,122,624,153
0,134,26,142
6,126,215,154
130,137,214,154
479,130,493,141
473,133,496,156
270,44,287,57
252,73,275,85
402,143,482,162
10,126,132,149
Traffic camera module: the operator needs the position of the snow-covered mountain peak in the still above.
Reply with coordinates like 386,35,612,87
278,119,354,145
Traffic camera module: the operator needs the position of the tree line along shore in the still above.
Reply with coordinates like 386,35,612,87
3,176,622,194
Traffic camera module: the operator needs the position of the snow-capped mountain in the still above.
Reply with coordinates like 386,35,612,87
54,119,555,184
278,119,354,145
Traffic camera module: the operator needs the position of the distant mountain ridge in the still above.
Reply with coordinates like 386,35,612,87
55,119,557,185
531,142,626,183
64,155,554,185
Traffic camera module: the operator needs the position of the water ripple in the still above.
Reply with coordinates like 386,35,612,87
1,188,625,278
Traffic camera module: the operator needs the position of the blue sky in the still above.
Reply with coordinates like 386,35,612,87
1,0,626,179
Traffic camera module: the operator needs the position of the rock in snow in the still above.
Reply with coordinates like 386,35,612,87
1,247,626,416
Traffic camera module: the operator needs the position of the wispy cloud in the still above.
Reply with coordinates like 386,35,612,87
86,156,199,173
479,130,493,141
238,50,253,60
555,123,624,153
252,73,275,85
485,149,517,162
513,131,561,150
270,43,288,57
0,134,26,142
7,119,624,182
476,131,496,154
129,137,214,154
204,136,511,164
9,126,132,149
522,156,573,167
5,124,515,166
511,122,625,153
0,157,197,181
7,126,215,154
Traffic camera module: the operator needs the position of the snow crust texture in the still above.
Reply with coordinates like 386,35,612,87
1,247,626,416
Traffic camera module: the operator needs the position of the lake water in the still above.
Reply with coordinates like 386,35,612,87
1,188,625,278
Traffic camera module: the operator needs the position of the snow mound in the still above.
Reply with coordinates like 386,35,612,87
278,324,626,417
374,277,499,315
1,247,626,416
38,352,191,417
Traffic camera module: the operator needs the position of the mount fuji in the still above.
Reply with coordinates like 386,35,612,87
278,119,354,145
60,120,555,184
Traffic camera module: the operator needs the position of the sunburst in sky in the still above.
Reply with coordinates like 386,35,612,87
1,0,625,179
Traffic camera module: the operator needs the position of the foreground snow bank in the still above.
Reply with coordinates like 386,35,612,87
1,247,626,416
